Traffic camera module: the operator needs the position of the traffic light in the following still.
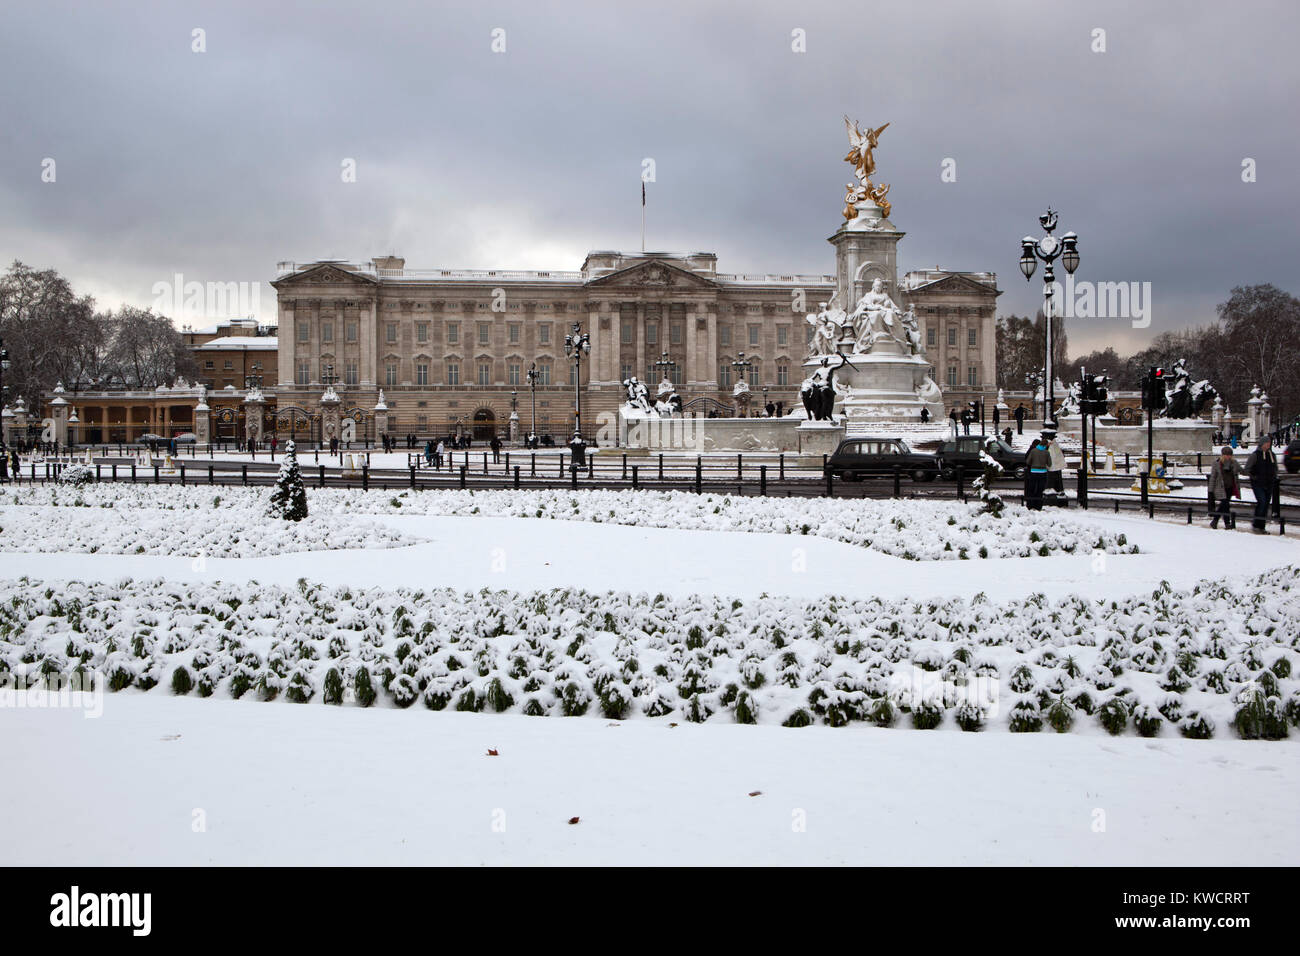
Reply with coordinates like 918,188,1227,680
1142,366,1167,411
1081,373,1110,416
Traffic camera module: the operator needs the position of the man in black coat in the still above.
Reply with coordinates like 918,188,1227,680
1245,436,1278,534
1014,403,1026,435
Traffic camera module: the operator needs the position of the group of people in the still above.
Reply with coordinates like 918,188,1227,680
942,402,1028,436
1205,436,1280,533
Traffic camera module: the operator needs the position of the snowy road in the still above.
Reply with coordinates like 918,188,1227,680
0,510,1295,603
3,694,1295,866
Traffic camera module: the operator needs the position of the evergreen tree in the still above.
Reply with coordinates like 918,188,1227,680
268,440,308,521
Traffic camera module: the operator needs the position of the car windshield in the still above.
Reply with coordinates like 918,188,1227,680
896,440,911,453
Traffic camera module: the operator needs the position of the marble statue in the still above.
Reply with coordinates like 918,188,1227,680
800,353,852,421
842,116,892,222
623,377,651,413
849,278,901,353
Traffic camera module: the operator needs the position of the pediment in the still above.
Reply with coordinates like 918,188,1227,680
272,263,379,289
908,273,999,297
585,258,717,290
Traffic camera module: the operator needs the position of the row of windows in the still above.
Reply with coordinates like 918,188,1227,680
298,320,552,347
945,366,981,387
295,360,565,387
927,327,980,347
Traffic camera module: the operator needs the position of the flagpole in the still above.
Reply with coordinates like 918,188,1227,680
641,180,646,254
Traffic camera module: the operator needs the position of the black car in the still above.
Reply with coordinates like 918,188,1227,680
824,438,939,482
937,435,1027,480
1285,439,1300,474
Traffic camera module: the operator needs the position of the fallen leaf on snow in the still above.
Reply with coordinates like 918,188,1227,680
568,816,580,825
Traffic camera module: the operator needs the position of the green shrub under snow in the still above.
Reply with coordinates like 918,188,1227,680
1,567,1297,737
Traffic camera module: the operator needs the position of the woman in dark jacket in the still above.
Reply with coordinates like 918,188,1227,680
1244,437,1278,534
1206,446,1241,529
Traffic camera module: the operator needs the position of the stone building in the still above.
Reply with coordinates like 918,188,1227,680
270,251,999,442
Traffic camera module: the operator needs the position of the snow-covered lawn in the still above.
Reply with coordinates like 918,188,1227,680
4,567,1295,739
0,501,418,558
0,484,1136,561
4,694,1296,865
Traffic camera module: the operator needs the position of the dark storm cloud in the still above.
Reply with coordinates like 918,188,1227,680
1,0,1296,353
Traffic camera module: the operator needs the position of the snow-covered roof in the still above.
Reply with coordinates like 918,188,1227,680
194,336,278,350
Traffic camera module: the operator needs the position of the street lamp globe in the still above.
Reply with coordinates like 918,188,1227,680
1061,232,1080,274
1019,238,1037,280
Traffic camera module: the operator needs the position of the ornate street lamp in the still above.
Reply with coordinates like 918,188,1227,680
526,362,538,442
1018,208,1080,421
563,322,591,437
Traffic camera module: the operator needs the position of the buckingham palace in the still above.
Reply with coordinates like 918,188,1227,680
270,249,999,442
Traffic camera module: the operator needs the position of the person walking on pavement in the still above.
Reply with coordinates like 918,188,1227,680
490,434,502,464
1014,403,1026,435
949,406,959,438
435,439,445,470
1245,436,1278,534
424,439,434,466
1024,432,1052,510
1206,445,1242,529
960,407,972,436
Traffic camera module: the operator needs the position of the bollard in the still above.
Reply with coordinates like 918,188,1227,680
1077,467,1088,509
112,464,117,481
1187,506,1193,524
632,465,639,489
737,454,743,479
588,456,594,479
180,463,186,486
760,465,767,496
208,465,214,485
483,452,488,474
1139,471,1148,506
826,470,834,498
362,465,368,490
570,464,578,490
504,452,510,473
695,457,702,494
1162,452,1168,472
1197,453,1202,473
513,465,520,489
1273,477,1282,518
893,465,901,499
131,464,136,483
956,466,965,501
559,454,564,478
242,465,249,487
531,453,536,477
622,453,627,480
96,464,102,481
459,464,467,489
410,465,416,489
659,453,664,481
1125,453,1130,473
315,448,319,464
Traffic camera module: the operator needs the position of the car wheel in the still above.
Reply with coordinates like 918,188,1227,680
940,466,954,481
911,469,928,482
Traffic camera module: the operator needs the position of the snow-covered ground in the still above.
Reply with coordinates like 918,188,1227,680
4,694,1295,865
0,485,1134,561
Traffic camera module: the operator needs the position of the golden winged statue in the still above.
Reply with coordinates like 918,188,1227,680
843,116,889,183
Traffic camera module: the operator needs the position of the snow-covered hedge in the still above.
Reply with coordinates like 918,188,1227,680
0,500,417,558
0,485,1136,561
3,568,1295,738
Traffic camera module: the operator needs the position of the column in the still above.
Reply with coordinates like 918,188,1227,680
685,301,697,385
360,297,376,387
278,299,296,387
635,302,646,382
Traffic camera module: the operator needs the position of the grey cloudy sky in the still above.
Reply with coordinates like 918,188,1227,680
3,0,1297,356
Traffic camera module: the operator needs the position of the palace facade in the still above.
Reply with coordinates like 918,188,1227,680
270,251,999,442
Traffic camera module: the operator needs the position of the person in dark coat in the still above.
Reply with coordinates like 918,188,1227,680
1024,433,1052,510
1014,403,1027,435
1206,445,1242,529
490,435,502,463
992,405,1001,429
949,406,959,437
1244,436,1278,534
960,407,972,436
920,406,930,423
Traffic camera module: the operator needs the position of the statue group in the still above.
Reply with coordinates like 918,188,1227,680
1161,359,1217,419
799,354,851,421
805,277,921,357
622,376,683,417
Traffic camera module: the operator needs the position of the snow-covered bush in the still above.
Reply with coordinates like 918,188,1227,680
57,464,94,487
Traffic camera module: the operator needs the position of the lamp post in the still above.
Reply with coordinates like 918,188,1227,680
0,338,9,480
731,351,753,415
526,362,538,443
563,322,591,437
653,350,674,382
1019,209,1080,423
1024,369,1045,421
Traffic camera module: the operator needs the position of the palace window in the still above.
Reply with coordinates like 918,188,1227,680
298,323,309,342
447,323,459,345
223,360,233,370
508,363,521,386
385,363,398,386
322,321,333,343
621,320,632,344
416,363,429,386
968,366,978,387
720,326,732,347
508,323,520,344
777,363,789,386
777,325,788,347
646,323,657,345
478,322,491,346
670,322,682,345
446,362,460,385
537,362,552,385
749,325,759,346
719,364,732,388
947,327,957,346
539,324,551,345
927,327,936,346
478,363,491,386
204,360,214,370
416,322,428,343
346,322,357,343
968,328,977,347
417,415,427,429
345,361,358,386
620,363,632,382
947,366,957,387
385,323,397,344
296,360,310,385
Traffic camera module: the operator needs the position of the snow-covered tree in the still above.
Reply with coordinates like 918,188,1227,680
973,447,1004,517
268,440,308,521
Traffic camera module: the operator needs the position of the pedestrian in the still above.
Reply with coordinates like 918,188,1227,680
949,406,959,438
423,439,433,466
435,439,445,469
1002,427,1013,446
271,435,279,455
1024,432,1051,510
992,405,1001,429
1244,436,1278,534
1014,403,1026,435
960,407,972,436
1043,422,1066,502
490,434,502,463
920,406,930,424
1206,445,1242,529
